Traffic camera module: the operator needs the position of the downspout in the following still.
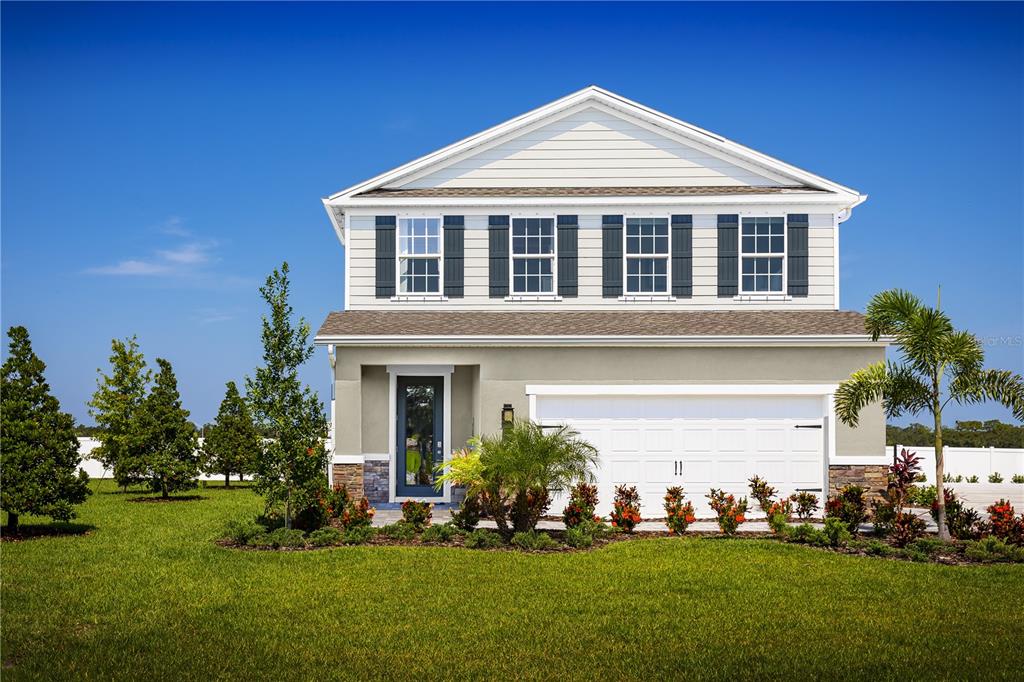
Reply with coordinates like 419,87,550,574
326,343,337,485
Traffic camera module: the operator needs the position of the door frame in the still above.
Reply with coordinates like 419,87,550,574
387,365,453,503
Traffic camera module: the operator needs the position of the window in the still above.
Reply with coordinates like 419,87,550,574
511,217,555,294
740,217,784,293
625,217,669,294
398,218,441,294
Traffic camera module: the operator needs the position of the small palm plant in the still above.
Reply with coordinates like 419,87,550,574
835,289,1024,540
436,421,599,538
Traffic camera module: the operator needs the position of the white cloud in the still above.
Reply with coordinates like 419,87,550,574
157,216,190,237
156,241,216,265
85,259,174,276
86,219,221,278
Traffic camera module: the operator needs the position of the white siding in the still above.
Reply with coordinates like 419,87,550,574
392,106,787,189
346,210,836,310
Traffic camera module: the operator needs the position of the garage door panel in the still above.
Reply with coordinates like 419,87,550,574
611,459,641,483
644,429,674,452
644,459,676,485
756,459,787,482
791,460,821,485
682,428,714,452
682,459,713,484
791,428,823,452
716,429,747,452
754,429,786,452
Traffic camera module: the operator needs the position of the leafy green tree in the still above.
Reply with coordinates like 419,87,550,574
203,381,260,486
88,336,150,488
835,289,1024,540
1,326,91,531
246,263,329,528
135,358,200,498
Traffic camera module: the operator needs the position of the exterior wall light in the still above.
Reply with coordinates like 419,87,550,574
501,403,515,425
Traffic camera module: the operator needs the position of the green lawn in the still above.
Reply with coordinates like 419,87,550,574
3,481,1023,680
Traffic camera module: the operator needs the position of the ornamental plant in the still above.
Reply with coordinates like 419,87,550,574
987,499,1024,545
747,475,777,514
326,484,350,519
766,497,793,535
609,484,641,532
930,489,982,540
663,486,696,535
562,482,599,529
707,488,748,536
871,448,926,546
825,484,868,534
401,500,433,529
789,491,819,520
341,497,375,529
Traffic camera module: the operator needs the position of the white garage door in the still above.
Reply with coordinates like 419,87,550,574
537,394,826,519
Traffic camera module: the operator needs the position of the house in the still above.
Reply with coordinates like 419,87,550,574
316,86,885,517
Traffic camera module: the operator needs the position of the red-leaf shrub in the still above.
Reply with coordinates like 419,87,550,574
664,486,696,535
987,499,1024,545
562,482,599,529
789,491,819,520
609,484,641,533
826,485,868,533
707,488,748,536
341,497,374,529
401,499,432,529
766,497,793,535
747,476,777,514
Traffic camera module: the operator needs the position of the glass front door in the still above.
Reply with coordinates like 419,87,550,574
396,376,444,498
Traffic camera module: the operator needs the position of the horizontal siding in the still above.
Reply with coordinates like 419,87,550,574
345,212,836,310
396,107,786,189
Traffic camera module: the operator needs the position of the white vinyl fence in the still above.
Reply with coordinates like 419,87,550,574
891,444,1024,484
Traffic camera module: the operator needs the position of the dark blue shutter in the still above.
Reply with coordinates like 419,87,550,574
671,214,693,298
443,215,464,298
488,216,509,298
787,214,809,297
717,214,739,297
602,215,623,298
375,216,396,298
557,215,578,297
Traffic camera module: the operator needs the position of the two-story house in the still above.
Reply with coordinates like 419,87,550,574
316,86,886,517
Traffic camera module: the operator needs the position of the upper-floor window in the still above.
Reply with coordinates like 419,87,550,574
398,217,441,294
740,217,784,293
511,217,555,294
625,217,669,294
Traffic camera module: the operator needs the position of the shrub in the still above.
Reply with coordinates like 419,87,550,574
510,530,559,551
259,528,307,549
562,482,599,529
565,524,594,548
767,498,792,536
987,499,1024,545
871,499,896,537
906,485,937,508
308,527,343,547
821,517,852,547
907,537,945,556
789,491,819,520
1012,474,1024,484
292,493,330,532
747,476,777,514
966,475,979,483
609,484,641,533
420,522,461,544
327,484,350,518
400,500,433,529
378,522,418,541
988,472,1004,484
964,536,1024,563
663,487,696,535
955,475,964,483
864,539,894,557
785,523,824,545
341,497,375,529
930,488,983,541
707,488,747,536
341,525,374,545
464,528,504,549
223,518,265,545
890,512,927,548
449,493,482,531
825,485,868,533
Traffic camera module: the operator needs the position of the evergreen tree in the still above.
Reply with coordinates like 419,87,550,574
88,336,150,488
203,381,260,486
246,262,329,528
136,358,200,498
1,326,91,531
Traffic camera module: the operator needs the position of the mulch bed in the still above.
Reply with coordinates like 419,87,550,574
128,495,205,503
1,524,95,542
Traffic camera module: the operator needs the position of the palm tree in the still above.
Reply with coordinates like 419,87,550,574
835,289,1024,540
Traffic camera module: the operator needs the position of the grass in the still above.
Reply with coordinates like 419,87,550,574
3,480,1023,680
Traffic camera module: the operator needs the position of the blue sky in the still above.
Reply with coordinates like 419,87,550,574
2,2,1022,427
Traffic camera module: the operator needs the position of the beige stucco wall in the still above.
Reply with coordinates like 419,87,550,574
332,345,886,459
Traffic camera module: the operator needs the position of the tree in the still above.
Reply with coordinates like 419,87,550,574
203,381,260,486
1,326,91,531
835,289,1024,540
135,358,200,498
246,263,329,528
88,336,150,488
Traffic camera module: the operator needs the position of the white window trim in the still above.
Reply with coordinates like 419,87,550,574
508,215,558,298
396,216,444,298
623,215,672,296
739,215,786,295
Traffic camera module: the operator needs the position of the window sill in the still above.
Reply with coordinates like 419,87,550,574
505,295,563,302
733,294,792,302
390,295,448,302
619,295,677,302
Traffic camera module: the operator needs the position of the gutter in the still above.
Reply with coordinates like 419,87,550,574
314,334,890,348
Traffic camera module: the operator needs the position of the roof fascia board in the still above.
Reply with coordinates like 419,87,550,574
322,198,346,245
314,334,887,347
326,86,862,203
334,194,861,210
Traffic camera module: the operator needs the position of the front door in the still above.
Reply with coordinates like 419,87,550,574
396,376,444,498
